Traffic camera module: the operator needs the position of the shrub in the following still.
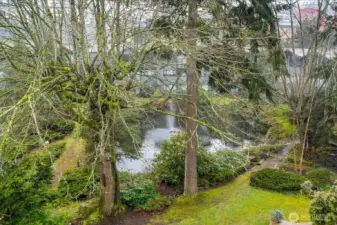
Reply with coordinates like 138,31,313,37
47,119,75,135
325,184,337,223
152,133,248,187
212,150,249,182
58,167,99,200
214,150,249,171
152,133,215,186
0,151,54,225
309,192,330,225
138,194,171,211
120,177,156,207
212,168,236,183
271,210,284,223
250,168,306,192
120,173,170,211
307,168,337,191
301,180,314,196
309,184,337,225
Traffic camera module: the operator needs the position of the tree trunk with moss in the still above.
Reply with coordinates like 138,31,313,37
100,148,115,216
89,99,118,216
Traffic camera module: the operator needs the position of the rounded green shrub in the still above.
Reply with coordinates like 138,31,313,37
250,168,306,192
152,133,215,186
120,177,156,207
308,183,337,225
120,173,170,211
152,133,248,187
307,168,337,190
138,194,171,211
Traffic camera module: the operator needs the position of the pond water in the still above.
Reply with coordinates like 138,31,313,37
117,100,251,173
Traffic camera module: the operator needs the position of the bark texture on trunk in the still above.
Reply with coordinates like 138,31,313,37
100,151,115,216
89,101,117,216
184,0,198,196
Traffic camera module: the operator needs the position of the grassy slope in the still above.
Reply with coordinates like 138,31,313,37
51,124,87,188
44,124,97,224
155,173,310,225
45,198,101,224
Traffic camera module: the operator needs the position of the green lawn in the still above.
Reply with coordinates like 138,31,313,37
154,173,311,225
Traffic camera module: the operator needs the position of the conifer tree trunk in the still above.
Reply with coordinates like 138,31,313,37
184,0,198,196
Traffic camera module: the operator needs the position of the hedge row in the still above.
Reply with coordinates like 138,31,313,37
250,168,306,192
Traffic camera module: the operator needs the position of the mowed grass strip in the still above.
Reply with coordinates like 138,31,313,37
155,173,310,225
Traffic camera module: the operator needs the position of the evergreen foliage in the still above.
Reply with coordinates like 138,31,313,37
307,169,337,191
0,151,54,224
250,168,306,192
58,167,99,200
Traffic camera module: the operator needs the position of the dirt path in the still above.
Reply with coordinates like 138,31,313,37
52,138,86,188
251,142,296,171
97,211,154,225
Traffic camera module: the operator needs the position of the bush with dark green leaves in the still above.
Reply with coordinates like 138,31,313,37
152,133,248,187
307,168,337,191
250,168,306,192
152,133,211,186
119,172,170,211
58,167,99,200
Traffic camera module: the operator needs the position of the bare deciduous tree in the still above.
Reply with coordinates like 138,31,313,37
277,0,337,174
0,0,162,216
